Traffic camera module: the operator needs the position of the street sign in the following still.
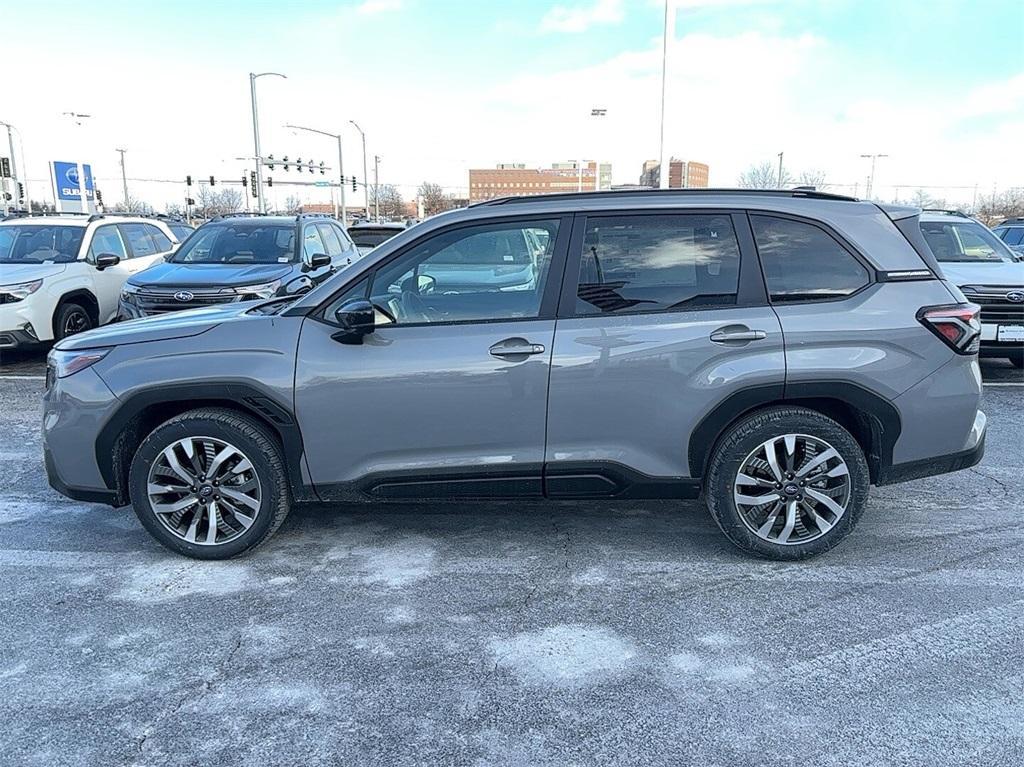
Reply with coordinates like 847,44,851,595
50,161,96,213
313,181,331,187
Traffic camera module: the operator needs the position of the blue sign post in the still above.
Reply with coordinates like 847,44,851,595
50,160,95,212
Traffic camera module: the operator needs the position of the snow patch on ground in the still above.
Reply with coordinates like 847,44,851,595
490,624,638,686
111,561,252,602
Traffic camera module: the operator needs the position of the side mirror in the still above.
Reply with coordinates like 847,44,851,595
94,253,121,271
332,299,375,344
305,253,331,271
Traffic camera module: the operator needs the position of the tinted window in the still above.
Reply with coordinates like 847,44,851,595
349,227,403,248
169,224,296,264
751,216,869,301
88,225,127,261
0,225,85,264
168,224,194,241
998,227,1023,246
920,220,1015,263
146,224,173,252
575,214,740,315
366,219,559,325
119,223,157,258
302,224,327,259
316,223,344,257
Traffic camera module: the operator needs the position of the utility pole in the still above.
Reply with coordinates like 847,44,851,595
1,121,19,214
373,155,381,221
249,72,287,213
657,0,674,189
860,153,887,200
776,152,784,188
116,148,129,210
350,121,369,218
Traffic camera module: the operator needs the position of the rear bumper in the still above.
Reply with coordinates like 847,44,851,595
877,409,986,485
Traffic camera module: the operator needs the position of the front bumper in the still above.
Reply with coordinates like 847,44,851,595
877,409,986,485
0,326,42,350
0,301,44,348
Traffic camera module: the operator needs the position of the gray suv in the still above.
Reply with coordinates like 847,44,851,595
43,189,987,561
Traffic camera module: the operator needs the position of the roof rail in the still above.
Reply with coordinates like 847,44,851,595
215,212,273,220
298,212,335,219
1,210,89,221
921,208,973,218
470,187,859,207
998,217,1024,225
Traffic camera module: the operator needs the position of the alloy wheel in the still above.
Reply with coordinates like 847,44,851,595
63,309,90,337
146,436,262,546
733,433,851,545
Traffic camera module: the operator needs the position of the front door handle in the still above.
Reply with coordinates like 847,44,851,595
710,326,768,344
489,337,546,359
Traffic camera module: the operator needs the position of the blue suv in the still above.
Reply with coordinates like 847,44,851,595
118,213,359,318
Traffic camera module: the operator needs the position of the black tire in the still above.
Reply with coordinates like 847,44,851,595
704,406,870,560
128,408,291,559
54,301,93,340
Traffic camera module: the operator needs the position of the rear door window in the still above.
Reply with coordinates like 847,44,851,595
302,224,327,259
573,213,741,315
145,224,173,253
751,215,870,301
118,223,158,258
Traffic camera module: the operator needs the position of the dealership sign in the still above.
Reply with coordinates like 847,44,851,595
50,160,96,212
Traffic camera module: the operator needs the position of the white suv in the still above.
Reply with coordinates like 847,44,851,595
0,213,182,349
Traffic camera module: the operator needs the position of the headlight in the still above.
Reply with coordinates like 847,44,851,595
120,283,141,303
48,348,110,379
227,280,282,300
0,279,43,302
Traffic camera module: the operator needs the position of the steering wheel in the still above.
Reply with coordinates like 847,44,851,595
400,290,441,323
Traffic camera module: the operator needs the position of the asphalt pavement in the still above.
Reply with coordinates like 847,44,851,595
1,349,1022,766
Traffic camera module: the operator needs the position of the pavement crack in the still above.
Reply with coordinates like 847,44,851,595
969,467,1012,497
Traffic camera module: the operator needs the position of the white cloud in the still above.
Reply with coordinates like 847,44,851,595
356,0,403,15
540,0,624,34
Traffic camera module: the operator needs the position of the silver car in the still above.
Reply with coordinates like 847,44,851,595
44,189,987,560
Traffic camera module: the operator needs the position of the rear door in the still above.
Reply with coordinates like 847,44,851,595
544,210,785,493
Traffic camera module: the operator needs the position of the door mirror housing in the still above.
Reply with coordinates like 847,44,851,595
332,299,376,344
305,253,331,272
94,253,121,271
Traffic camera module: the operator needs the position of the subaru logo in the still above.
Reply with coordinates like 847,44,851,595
1006,291,1024,303
174,291,194,303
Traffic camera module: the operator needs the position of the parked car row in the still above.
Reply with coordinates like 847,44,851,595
42,188,1005,561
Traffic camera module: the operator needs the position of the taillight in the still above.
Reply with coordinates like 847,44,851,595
917,303,981,355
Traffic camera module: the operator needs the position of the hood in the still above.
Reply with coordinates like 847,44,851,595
55,301,257,351
128,261,294,289
939,260,1024,288
0,263,68,285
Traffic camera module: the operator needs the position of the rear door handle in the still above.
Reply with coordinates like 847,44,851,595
710,326,768,344
489,337,546,359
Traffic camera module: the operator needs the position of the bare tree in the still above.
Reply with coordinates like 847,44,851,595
195,187,243,219
974,188,1024,224
738,161,791,189
109,194,154,215
369,184,404,220
796,169,828,190
284,195,303,215
417,182,454,217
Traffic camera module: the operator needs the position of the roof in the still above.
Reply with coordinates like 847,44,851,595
919,209,976,223
348,222,407,230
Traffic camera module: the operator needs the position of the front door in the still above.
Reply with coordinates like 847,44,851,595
294,215,570,500
545,211,786,494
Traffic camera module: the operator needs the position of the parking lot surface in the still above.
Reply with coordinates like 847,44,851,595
1,351,1022,766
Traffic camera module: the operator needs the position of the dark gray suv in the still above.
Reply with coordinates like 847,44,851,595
43,189,987,560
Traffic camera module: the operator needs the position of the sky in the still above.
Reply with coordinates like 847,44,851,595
1,0,1022,211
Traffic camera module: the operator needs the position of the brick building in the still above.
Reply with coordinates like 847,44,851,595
639,158,709,189
469,161,612,202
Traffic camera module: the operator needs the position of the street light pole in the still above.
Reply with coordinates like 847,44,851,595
284,123,347,224
349,121,369,218
777,152,784,188
860,153,888,200
116,148,129,210
373,155,381,221
657,0,675,190
250,72,287,214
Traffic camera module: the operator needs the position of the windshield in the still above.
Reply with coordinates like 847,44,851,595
349,228,402,248
0,225,86,264
920,220,1017,263
169,223,296,264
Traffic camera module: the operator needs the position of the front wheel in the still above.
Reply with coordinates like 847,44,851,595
128,408,291,559
705,407,870,560
54,302,93,341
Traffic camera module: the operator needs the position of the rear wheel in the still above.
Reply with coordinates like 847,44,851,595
705,406,870,560
54,302,92,340
128,408,291,559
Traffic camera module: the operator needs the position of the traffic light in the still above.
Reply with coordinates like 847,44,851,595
283,156,289,171
0,157,10,177
309,161,314,175
267,177,273,188
296,158,302,173
186,197,195,206
209,176,215,186
242,175,248,188
17,183,24,202
186,175,192,186
96,188,103,205
352,176,357,192
267,154,275,171
2,192,10,201
250,171,257,195
319,161,325,175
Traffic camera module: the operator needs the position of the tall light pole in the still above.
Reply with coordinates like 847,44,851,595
860,153,888,200
777,152,784,188
285,123,347,223
62,112,92,213
0,120,20,214
657,0,675,189
373,155,381,221
116,148,130,210
349,121,369,218
589,108,607,191
249,72,287,213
